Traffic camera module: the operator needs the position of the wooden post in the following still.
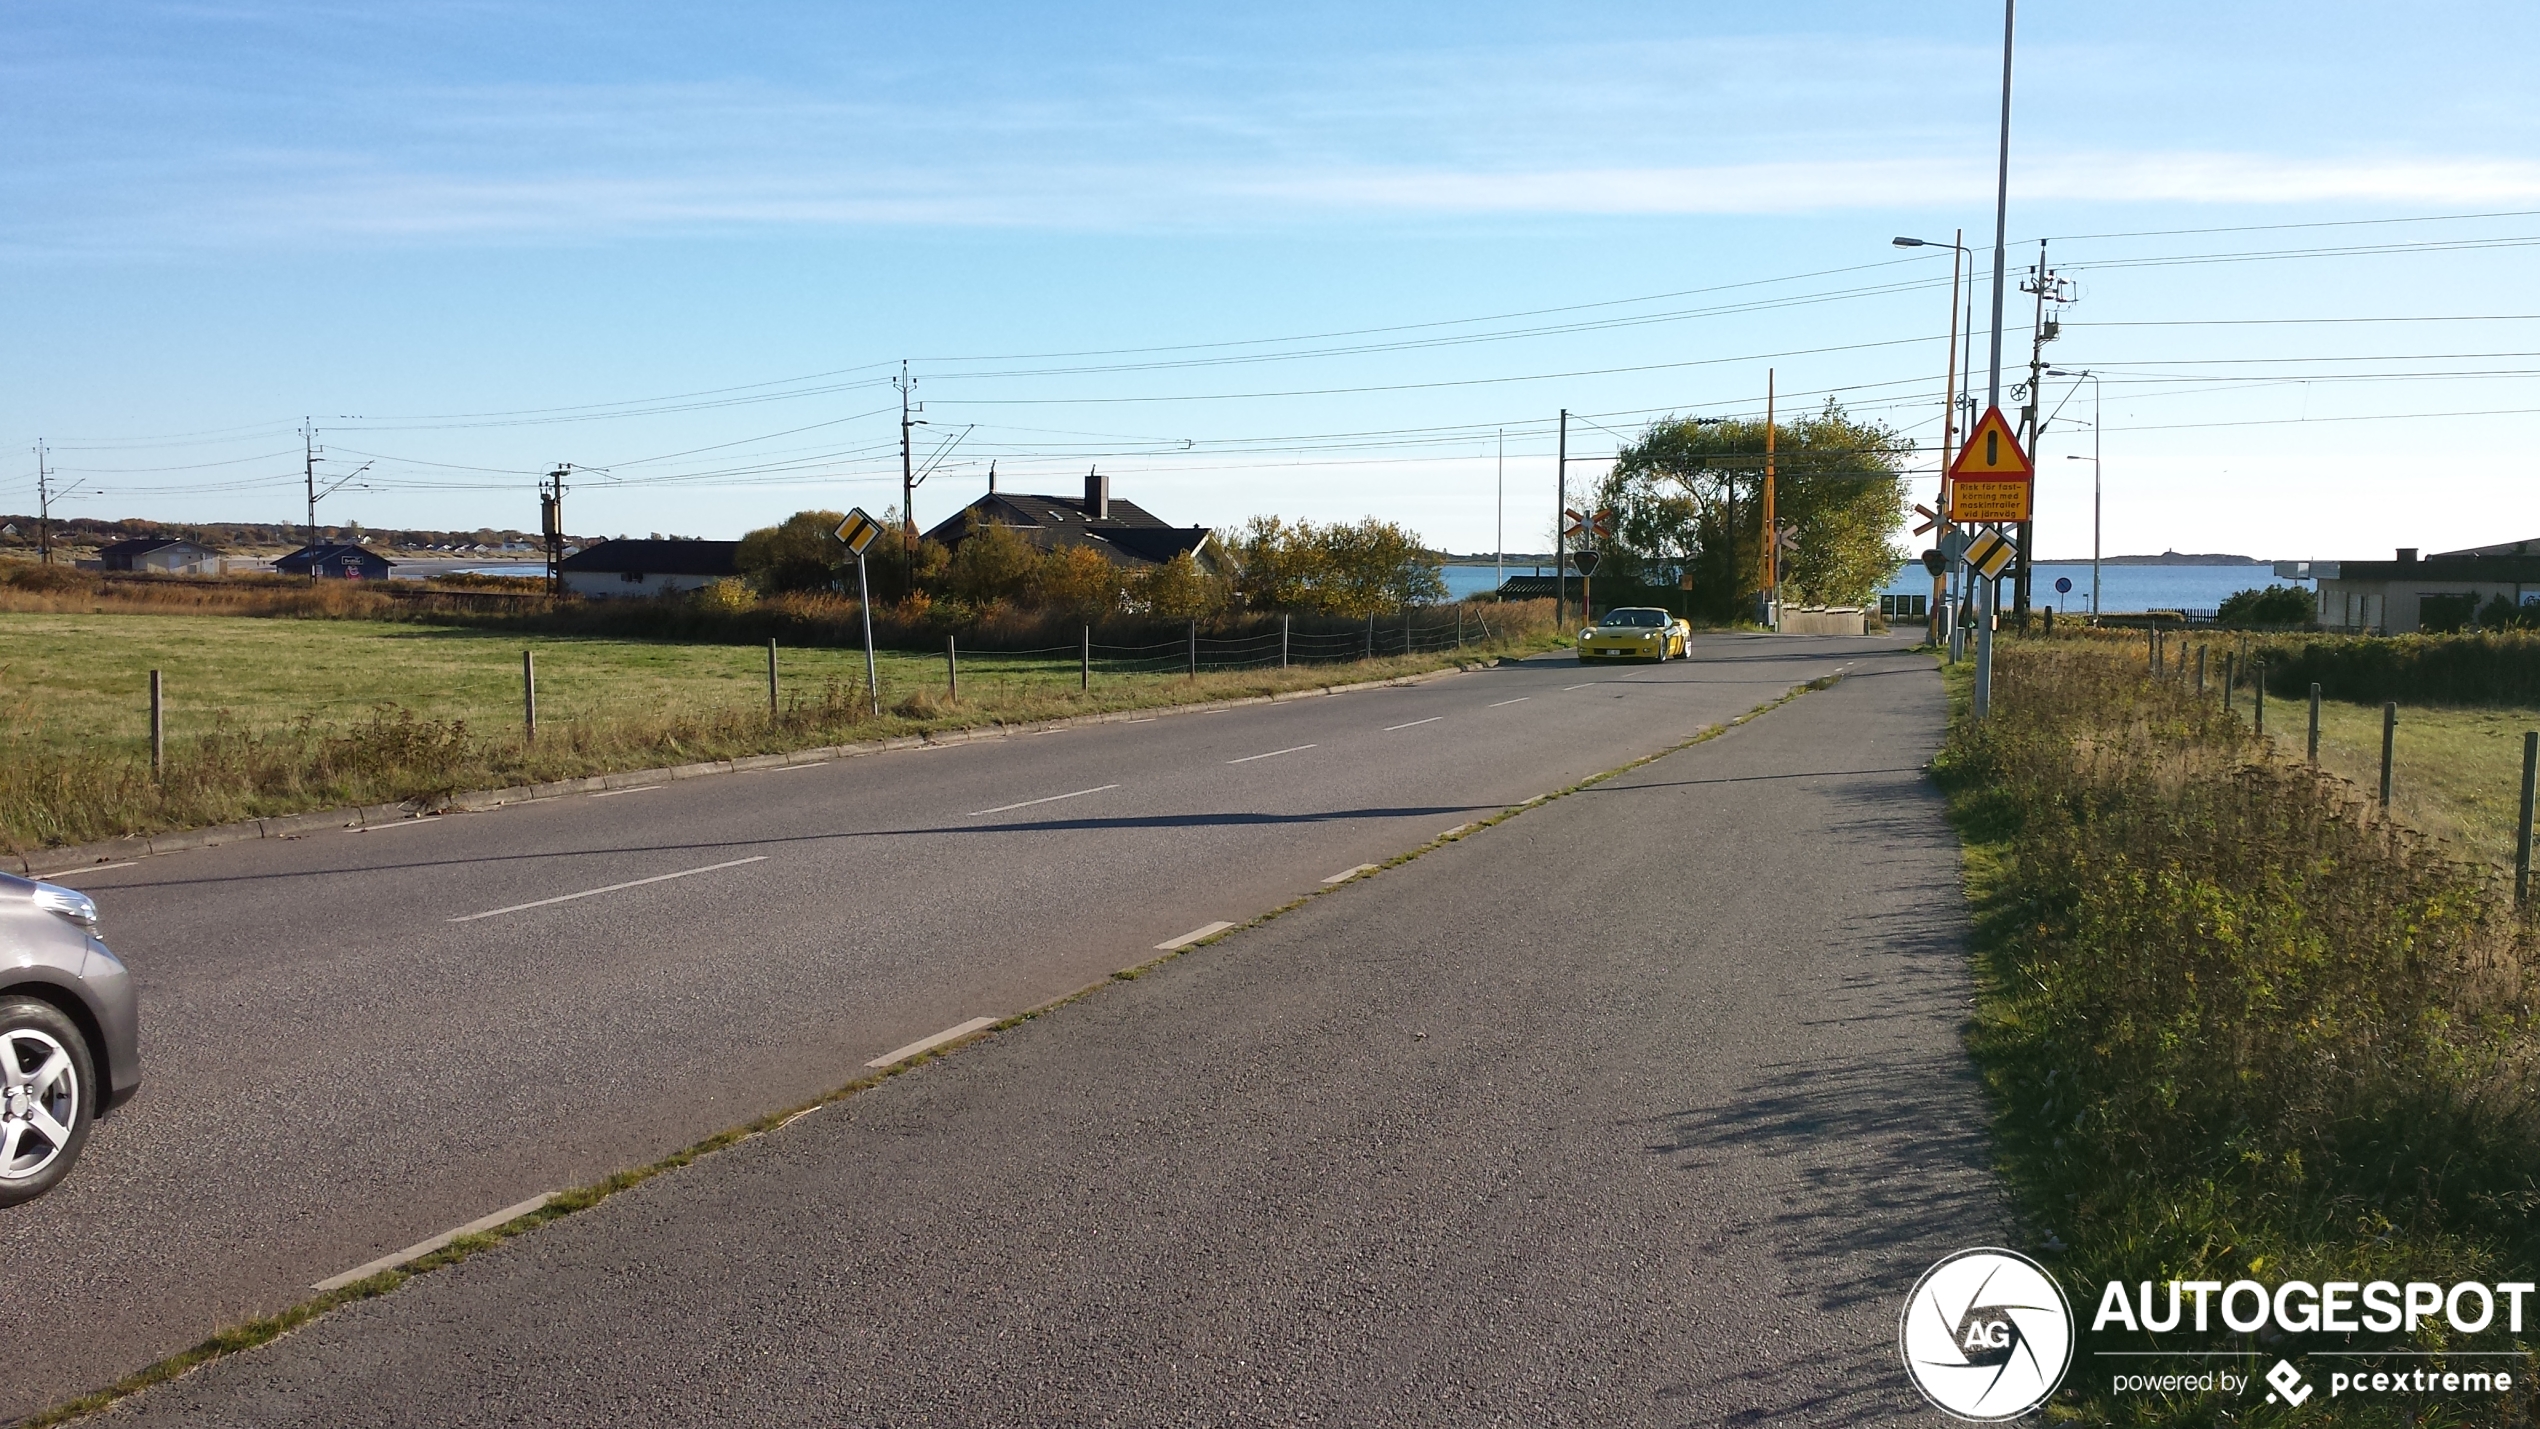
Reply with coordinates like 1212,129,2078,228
1364,613,1374,661
2195,645,2206,694
1456,606,1465,650
2224,652,2236,712
946,635,958,702
1187,619,1197,679
1281,614,1290,669
2380,702,2397,807
767,639,779,721
523,650,537,741
1080,626,1090,692
2519,731,2537,908
2308,684,2322,765
150,669,164,780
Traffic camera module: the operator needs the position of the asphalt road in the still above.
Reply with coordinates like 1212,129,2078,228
85,640,1996,1427
4,633,1902,1421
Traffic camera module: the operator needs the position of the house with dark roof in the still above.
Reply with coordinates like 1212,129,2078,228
2297,540,2540,632
558,538,741,598
98,537,221,575
274,543,395,580
920,471,1218,572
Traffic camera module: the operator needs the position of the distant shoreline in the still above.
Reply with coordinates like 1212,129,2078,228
2030,554,2270,567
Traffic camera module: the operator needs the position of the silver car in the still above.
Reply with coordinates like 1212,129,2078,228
1,872,140,1205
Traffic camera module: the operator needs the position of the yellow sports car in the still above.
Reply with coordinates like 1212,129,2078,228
1578,607,1689,661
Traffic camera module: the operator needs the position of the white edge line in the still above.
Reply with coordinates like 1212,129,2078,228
1487,697,1530,707
447,855,770,923
967,783,1120,817
866,1016,1000,1068
1122,717,1157,724
1226,744,1316,764
1382,716,1444,731
1319,864,1381,884
589,786,663,798
311,1192,557,1292
354,819,439,833
33,861,140,879
1155,920,1236,950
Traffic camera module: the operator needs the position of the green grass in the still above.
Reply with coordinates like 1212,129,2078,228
0,611,1547,853
2298,696,2540,871
1940,639,2540,1426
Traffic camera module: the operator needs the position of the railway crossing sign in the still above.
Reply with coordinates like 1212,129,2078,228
1564,507,1614,542
1945,407,2034,523
1911,503,1941,537
1774,521,1800,554
834,508,883,555
1963,526,2017,581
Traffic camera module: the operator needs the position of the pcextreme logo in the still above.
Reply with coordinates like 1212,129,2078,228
1899,1248,2076,1421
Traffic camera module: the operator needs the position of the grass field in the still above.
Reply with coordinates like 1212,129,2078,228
1,611,1546,852
2281,694,2540,872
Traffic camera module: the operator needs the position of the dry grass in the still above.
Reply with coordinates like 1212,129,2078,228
1940,638,2540,1425
1,607,1556,854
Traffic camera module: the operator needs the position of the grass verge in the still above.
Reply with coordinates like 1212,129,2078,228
13,663,1849,1428
1,610,1556,854
1939,638,2540,1425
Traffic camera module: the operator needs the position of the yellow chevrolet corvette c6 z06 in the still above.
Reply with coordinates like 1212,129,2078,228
1577,607,1688,661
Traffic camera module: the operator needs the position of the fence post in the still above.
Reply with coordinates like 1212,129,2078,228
2148,627,2156,672
2307,683,2321,765
2223,652,2236,712
2195,645,2206,694
946,635,958,702
523,650,537,741
2519,731,2537,908
150,669,164,781
767,639,779,721
1365,613,1374,661
1081,626,1091,692
2380,702,2397,807
1187,619,1197,679
1281,614,1290,669
1456,606,1464,651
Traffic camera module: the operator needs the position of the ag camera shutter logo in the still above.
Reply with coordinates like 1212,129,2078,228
1900,1248,2075,1420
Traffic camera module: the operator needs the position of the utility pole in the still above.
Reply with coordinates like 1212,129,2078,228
1496,428,1505,596
896,360,919,592
2012,239,2066,616
303,418,322,561
540,466,569,596
1760,369,1777,626
33,441,51,565
1556,409,1568,629
1977,0,2017,719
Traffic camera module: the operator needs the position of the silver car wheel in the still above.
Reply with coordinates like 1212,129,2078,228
0,1026,81,1183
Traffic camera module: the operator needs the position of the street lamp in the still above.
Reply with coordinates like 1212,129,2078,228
2048,368,2101,619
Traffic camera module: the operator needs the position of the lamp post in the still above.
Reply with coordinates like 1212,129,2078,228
1894,232,1978,657
2049,368,2101,620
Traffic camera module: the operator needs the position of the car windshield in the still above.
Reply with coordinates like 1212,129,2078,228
1598,609,1666,628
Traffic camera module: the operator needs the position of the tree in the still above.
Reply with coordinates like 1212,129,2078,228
944,517,1042,605
1596,402,1911,620
737,510,849,593
1225,516,1443,617
1032,545,1126,620
1135,552,1224,619
2218,585,2318,627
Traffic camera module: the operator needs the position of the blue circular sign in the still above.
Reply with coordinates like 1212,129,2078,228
2054,577,2073,595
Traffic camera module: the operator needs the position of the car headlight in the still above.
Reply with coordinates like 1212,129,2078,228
32,881,97,933
1580,629,1595,640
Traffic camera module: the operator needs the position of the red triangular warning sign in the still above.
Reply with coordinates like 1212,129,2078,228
1947,407,2032,481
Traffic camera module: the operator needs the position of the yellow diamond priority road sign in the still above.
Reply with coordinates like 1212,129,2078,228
1946,407,2034,524
834,507,883,556
1963,526,2016,581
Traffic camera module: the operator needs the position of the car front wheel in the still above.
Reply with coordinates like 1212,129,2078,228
0,997,97,1207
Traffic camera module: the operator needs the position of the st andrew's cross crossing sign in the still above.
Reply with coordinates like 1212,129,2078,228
1945,407,2034,525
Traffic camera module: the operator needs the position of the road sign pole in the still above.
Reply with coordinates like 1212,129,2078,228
856,553,879,716
1972,573,1993,717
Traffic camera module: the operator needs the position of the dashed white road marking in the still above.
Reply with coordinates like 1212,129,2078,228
311,1192,557,1292
867,1016,1000,1068
447,856,770,923
1562,682,1601,691
33,861,140,879
968,784,1120,817
1320,864,1380,884
1227,744,1315,764
1383,716,1442,731
1156,920,1235,950
1487,697,1530,708
590,786,661,799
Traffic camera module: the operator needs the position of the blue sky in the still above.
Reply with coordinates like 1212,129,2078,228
7,1,2539,559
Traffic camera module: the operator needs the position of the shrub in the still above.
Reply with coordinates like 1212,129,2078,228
2214,583,2315,626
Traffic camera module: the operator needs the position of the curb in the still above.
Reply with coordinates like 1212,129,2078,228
16,660,1500,878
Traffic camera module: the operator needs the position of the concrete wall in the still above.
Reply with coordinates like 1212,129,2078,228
1777,606,1867,636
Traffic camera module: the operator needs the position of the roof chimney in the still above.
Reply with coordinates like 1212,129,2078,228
1086,466,1109,520
987,461,998,496
2397,547,2419,563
